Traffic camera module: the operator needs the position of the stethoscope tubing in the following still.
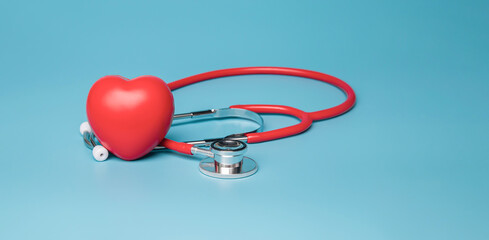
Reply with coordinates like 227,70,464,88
161,66,356,155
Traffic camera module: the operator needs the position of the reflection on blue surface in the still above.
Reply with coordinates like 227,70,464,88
0,0,488,239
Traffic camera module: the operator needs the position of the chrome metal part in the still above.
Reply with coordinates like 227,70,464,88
199,157,257,179
198,139,257,179
173,108,263,131
153,108,262,151
210,139,247,165
83,132,96,149
173,109,216,120
191,147,213,158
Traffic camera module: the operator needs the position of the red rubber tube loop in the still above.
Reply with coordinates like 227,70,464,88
161,67,356,154
167,66,356,120
230,105,312,143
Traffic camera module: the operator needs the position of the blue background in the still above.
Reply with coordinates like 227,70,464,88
1,0,488,239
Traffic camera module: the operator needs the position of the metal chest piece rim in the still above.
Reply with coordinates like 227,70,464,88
198,139,258,179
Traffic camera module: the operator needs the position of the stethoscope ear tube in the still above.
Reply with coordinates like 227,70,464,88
81,107,266,158
156,107,265,155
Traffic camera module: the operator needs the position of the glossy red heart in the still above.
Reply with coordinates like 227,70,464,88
86,75,174,160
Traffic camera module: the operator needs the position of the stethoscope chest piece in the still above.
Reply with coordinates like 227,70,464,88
199,139,258,179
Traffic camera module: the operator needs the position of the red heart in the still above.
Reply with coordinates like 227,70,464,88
86,75,174,160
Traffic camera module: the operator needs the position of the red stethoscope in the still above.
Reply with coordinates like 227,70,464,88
80,67,356,179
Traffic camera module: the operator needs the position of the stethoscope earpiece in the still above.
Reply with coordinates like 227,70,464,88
80,121,109,162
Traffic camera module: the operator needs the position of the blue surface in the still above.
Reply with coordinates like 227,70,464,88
1,0,488,239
